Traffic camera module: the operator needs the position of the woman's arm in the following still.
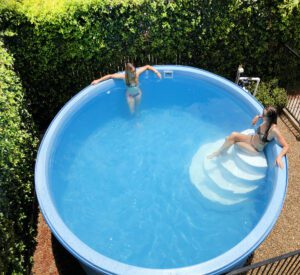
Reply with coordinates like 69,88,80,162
91,73,125,85
136,65,161,78
252,114,263,125
272,127,289,169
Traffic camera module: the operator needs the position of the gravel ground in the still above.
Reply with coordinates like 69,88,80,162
32,115,300,274
252,116,300,262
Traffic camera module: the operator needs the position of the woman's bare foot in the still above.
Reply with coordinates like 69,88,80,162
207,151,221,159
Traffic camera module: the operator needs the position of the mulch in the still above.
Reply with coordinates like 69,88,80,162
31,212,85,275
31,115,300,274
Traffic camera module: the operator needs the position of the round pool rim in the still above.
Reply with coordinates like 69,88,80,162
35,65,288,274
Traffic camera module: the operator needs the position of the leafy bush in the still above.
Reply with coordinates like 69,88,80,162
255,79,288,111
0,0,299,130
0,39,38,274
0,1,297,271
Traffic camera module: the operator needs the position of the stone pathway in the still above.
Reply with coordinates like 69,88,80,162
31,115,300,274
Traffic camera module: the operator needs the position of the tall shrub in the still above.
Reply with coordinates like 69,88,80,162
0,0,298,129
255,79,288,111
0,39,38,274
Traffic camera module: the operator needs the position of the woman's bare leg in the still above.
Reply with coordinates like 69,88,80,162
235,142,258,154
126,95,135,114
207,132,251,159
134,92,142,112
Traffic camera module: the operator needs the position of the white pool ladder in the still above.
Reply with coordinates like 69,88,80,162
235,65,260,96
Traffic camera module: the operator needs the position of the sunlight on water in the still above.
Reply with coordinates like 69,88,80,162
50,98,270,268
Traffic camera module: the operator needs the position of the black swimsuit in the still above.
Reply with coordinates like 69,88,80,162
250,125,272,151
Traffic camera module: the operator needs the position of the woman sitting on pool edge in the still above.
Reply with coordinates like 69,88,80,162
91,63,161,114
207,106,289,169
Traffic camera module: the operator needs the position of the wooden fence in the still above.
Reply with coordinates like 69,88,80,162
283,95,300,135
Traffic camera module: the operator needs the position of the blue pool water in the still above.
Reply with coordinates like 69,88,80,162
48,69,272,269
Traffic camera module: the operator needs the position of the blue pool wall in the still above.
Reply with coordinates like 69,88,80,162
35,65,288,275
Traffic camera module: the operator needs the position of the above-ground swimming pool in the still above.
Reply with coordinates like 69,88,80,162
35,65,288,274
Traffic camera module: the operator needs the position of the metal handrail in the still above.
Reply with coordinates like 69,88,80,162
234,65,260,96
238,77,261,96
227,249,300,275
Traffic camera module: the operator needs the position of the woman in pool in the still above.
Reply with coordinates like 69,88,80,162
91,63,161,114
207,106,289,168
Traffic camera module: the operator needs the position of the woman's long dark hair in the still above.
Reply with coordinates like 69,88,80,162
262,106,278,142
125,63,137,86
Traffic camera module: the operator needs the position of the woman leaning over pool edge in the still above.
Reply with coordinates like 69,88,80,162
91,63,161,114
207,106,289,169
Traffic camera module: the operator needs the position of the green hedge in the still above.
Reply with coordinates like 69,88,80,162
0,39,38,274
0,1,297,271
0,0,299,129
256,79,288,111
